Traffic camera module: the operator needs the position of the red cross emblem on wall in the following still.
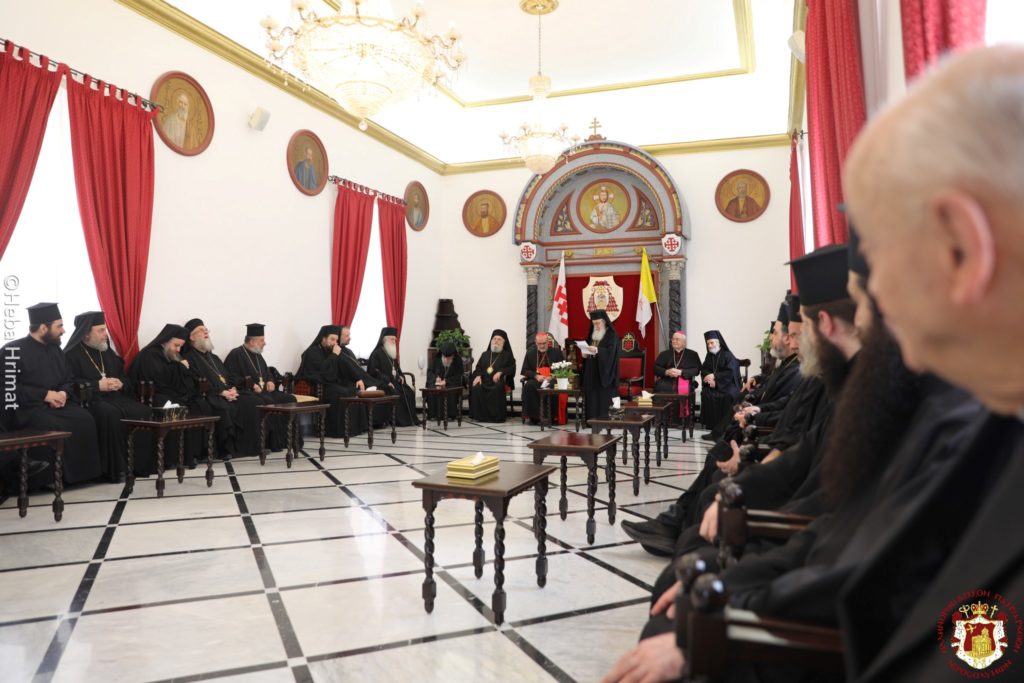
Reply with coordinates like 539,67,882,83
663,236,680,254
520,243,536,261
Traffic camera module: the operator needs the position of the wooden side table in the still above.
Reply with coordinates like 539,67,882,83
121,416,220,497
527,432,620,544
623,401,671,467
419,385,464,431
257,402,329,467
0,430,72,521
588,413,657,495
651,392,692,443
336,395,399,449
537,387,586,432
412,462,557,625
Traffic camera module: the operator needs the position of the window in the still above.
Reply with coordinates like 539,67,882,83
0,84,99,345
348,201,387,359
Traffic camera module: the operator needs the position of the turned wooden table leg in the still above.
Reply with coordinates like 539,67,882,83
205,426,215,487
259,414,268,466
18,447,28,518
492,510,507,624
126,428,137,495
285,414,295,468
633,428,641,496
318,409,326,461
534,479,548,587
473,499,485,578
155,430,166,498
421,495,437,613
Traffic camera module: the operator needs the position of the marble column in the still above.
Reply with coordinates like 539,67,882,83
524,265,542,350
664,259,685,336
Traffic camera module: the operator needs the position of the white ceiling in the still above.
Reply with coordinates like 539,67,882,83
164,0,795,164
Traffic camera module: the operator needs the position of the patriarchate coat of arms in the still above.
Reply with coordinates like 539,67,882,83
582,277,623,322
951,601,1008,670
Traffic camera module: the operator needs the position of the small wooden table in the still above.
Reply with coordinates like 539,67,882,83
527,432,620,544
0,430,71,521
122,416,220,497
419,385,464,431
623,401,672,467
588,413,658,495
412,462,557,625
258,402,328,467
651,392,692,443
337,394,399,449
537,387,586,432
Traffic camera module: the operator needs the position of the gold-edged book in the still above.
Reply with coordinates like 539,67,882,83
447,463,500,480
447,453,500,479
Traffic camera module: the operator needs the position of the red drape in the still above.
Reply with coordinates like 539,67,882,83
330,184,374,326
377,197,408,340
0,42,66,260
788,137,806,291
565,274,658,388
806,0,867,247
901,0,987,81
67,77,156,365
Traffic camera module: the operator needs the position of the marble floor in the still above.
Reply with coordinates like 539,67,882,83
0,416,707,682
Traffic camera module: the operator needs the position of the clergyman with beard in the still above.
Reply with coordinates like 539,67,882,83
224,323,294,453
0,302,102,485
64,311,157,481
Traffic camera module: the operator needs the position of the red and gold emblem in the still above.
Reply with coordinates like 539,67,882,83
951,601,1008,671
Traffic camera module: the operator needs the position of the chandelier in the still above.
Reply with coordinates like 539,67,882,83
500,1,578,175
261,0,465,130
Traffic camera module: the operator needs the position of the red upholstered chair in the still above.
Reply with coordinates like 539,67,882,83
617,333,646,400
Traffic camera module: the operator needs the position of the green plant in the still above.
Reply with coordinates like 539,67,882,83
435,328,471,353
550,361,577,379
758,328,772,353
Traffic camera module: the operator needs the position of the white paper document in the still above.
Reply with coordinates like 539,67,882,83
575,340,595,357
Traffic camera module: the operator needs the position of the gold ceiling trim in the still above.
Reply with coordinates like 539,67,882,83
787,0,808,134
115,0,785,175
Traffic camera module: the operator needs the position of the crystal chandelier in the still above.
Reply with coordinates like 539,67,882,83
500,1,577,175
261,0,465,130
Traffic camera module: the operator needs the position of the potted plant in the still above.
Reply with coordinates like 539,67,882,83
550,360,576,390
435,328,471,356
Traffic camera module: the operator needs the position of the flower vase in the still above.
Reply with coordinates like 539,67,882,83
556,377,569,390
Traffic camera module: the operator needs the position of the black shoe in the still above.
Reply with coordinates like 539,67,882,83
27,459,50,478
621,519,676,557
700,432,719,442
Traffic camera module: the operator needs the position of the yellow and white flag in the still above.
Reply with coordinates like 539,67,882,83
636,248,657,338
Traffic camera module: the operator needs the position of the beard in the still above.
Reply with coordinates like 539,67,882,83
248,343,264,355
821,310,923,509
43,328,62,345
85,337,110,352
490,343,502,354
163,345,182,362
591,329,606,343
800,322,849,395
193,338,214,353
384,342,397,359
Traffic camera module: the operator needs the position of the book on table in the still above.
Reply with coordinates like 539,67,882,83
447,452,500,480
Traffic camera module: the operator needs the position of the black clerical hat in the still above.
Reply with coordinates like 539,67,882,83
184,318,204,333
787,294,802,323
848,225,870,278
246,323,265,337
789,245,850,306
441,343,456,357
318,325,341,339
27,302,61,326
381,327,398,337
65,311,105,351
776,301,790,327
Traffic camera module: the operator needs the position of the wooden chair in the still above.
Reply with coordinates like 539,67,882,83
618,333,646,400
73,383,92,408
738,358,751,385
716,478,813,570
288,375,324,401
135,380,155,407
677,569,844,682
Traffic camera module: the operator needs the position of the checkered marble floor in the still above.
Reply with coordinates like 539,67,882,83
0,419,709,683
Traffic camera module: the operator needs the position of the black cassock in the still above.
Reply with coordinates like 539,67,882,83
582,319,619,420
1,336,101,484
520,346,564,421
129,342,209,467
223,345,294,451
426,355,466,419
699,349,740,429
366,346,416,427
184,348,264,457
296,344,368,438
652,348,702,414
469,340,516,423
65,344,157,479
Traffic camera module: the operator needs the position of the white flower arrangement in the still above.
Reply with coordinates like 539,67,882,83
550,360,576,379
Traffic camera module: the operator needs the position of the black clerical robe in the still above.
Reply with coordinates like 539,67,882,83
65,344,156,479
426,355,466,419
296,345,368,438
1,336,101,484
129,345,209,467
652,348,702,420
223,345,294,452
184,348,262,457
469,348,517,423
583,333,619,420
519,346,564,421
366,347,416,427
699,349,740,430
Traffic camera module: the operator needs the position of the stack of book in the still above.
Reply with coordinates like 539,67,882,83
447,453,500,480
634,396,654,408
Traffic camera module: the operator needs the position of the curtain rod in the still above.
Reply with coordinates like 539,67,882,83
1,37,162,112
329,175,405,205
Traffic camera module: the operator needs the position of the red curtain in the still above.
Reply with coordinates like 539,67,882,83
377,197,408,340
806,0,867,247
565,274,658,388
788,136,806,291
331,184,374,326
901,0,987,81
0,42,66,260
67,77,156,365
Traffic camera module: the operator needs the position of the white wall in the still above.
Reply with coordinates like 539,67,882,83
0,0,791,380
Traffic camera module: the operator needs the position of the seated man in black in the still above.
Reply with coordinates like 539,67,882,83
64,311,156,481
1,302,101,486
296,325,368,439
698,330,741,439
366,326,417,427
520,331,564,425
652,330,702,423
469,329,517,423
223,323,294,452
426,343,466,420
